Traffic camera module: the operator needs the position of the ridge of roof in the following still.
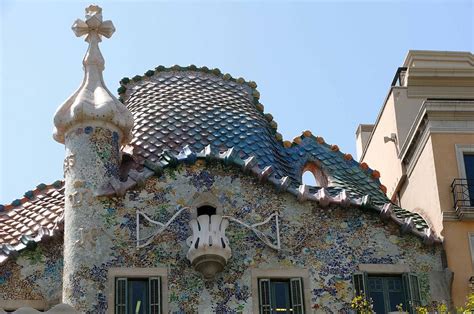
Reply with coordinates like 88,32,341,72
0,145,439,264
0,180,64,213
109,145,440,244
117,65,386,194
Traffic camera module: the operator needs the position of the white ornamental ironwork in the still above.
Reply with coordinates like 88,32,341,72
135,207,281,251
135,207,189,248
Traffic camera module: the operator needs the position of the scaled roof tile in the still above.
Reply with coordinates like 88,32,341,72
0,66,439,262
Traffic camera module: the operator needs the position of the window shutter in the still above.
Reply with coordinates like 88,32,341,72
352,272,368,297
149,277,161,314
290,277,305,314
403,273,421,313
259,278,272,314
115,278,127,314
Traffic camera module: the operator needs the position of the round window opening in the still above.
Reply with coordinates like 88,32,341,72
301,162,328,187
302,170,319,186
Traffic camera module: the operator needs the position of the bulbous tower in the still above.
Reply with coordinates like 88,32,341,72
53,5,133,310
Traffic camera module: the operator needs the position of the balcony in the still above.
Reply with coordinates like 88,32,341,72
451,178,474,219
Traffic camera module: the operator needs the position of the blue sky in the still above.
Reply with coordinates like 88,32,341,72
1,0,472,203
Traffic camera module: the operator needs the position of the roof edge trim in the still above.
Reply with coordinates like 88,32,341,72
0,180,65,214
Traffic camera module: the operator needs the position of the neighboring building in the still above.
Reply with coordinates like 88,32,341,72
356,50,474,307
0,6,451,314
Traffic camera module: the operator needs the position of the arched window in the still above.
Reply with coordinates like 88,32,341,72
197,205,217,216
301,162,328,187
302,170,319,186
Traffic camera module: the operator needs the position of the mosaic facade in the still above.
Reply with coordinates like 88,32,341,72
1,162,443,313
62,125,122,310
0,235,63,304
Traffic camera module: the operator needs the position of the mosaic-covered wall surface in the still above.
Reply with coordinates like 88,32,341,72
0,235,63,304
0,162,443,313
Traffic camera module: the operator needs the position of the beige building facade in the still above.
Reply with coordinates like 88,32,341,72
356,50,474,307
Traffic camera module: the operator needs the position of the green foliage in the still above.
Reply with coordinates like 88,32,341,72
415,306,429,314
396,303,404,312
457,292,474,313
351,294,374,314
413,292,474,314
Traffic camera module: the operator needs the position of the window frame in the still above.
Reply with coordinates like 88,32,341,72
107,267,168,314
353,264,421,314
455,144,474,179
251,268,311,314
367,275,406,313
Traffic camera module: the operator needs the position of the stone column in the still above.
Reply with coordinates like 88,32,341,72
53,5,133,312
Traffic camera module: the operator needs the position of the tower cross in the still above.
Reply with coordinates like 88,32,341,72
71,5,115,70
72,5,115,42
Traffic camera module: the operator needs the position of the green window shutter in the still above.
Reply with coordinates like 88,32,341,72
352,272,368,297
259,278,272,314
403,273,421,313
115,278,127,314
149,277,161,314
290,277,305,314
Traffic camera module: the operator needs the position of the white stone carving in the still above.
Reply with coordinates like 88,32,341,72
63,154,75,174
68,189,93,208
53,5,133,144
186,215,231,279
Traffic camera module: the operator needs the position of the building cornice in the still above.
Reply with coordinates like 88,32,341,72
361,51,474,162
403,50,474,70
400,100,474,168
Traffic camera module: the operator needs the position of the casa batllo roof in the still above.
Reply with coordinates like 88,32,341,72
0,65,440,264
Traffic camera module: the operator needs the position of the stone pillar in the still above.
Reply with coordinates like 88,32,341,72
53,5,133,312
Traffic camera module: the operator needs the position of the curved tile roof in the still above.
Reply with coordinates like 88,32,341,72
0,65,440,262
120,66,387,203
122,68,286,176
0,181,64,263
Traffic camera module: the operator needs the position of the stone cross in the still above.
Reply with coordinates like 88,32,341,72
71,5,115,70
72,5,115,41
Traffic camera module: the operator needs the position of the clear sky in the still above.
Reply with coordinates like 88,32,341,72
0,0,472,204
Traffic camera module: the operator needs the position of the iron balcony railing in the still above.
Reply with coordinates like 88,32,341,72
451,178,474,218
391,67,407,87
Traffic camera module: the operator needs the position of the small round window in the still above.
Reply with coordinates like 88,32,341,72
302,170,319,186
301,162,328,187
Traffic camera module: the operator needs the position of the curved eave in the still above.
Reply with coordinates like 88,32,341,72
0,145,439,265
100,145,441,246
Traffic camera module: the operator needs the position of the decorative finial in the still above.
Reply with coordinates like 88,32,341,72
53,5,133,144
71,5,115,70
